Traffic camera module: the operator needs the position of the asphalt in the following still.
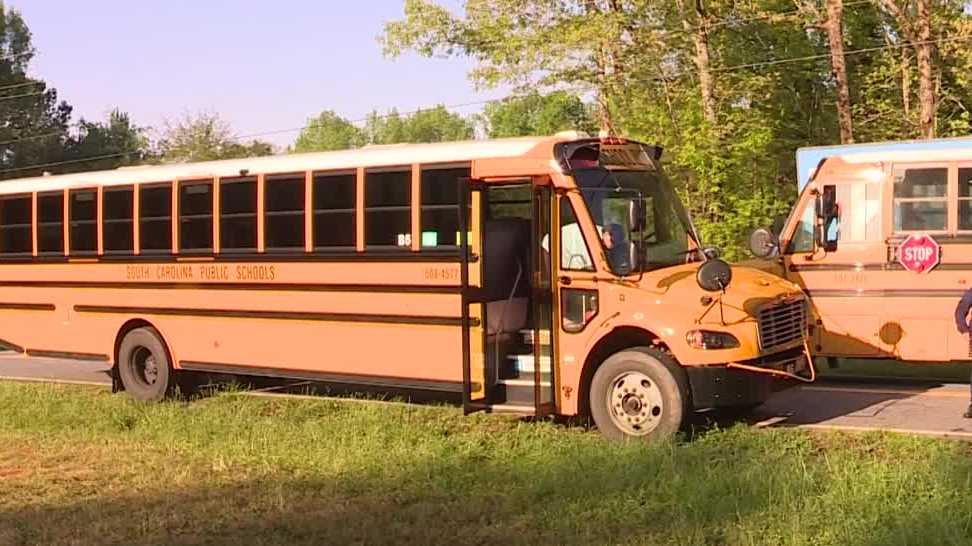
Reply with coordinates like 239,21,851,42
2,351,972,439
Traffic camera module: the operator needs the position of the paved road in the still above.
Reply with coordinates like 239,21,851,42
2,351,972,438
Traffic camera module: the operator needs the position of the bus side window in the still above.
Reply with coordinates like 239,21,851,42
265,174,305,251
139,183,172,253
559,197,594,271
179,180,214,253
893,167,947,232
37,192,64,255
313,172,356,250
958,168,972,231
365,169,411,249
220,177,257,252
69,189,97,255
103,186,134,254
0,194,32,256
420,166,470,248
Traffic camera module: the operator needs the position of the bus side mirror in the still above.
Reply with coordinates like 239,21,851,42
815,185,838,252
697,258,733,292
749,227,780,258
628,198,645,232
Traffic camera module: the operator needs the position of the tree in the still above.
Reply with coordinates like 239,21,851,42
825,0,854,143
482,91,597,138
0,4,73,178
365,105,474,144
62,109,149,172
158,112,274,163
293,110,365,152
878,0,937,138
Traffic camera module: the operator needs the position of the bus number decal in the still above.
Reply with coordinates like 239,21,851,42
424,267,459,282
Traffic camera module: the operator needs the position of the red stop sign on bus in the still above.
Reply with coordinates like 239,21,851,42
897,234,940,273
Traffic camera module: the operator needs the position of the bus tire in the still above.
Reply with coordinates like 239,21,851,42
589,347,689,442
117,327,173,402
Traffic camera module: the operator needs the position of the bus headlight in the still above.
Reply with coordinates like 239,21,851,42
686,330,740,350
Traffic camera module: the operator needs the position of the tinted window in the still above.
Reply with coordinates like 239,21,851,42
139,184,172,252
0,195,31,255
313,172,356,249
265,174,305,250
179,180,213,252
365,169,410,248
69,189,97,254
420,167,468,248
220,177,257,251
103,186,134,253
959,168,972,231
37,192,63,254
893,168,947,232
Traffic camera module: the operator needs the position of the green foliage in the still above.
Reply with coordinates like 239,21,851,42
482,91,598,137
364,105,474,144
158,111,274,163
61,110,149,172
293,110,366,152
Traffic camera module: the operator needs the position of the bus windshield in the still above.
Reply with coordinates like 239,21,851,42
573,168,697,273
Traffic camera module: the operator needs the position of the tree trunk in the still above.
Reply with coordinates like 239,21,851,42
825,0,853,143
676,0,717,124
879,0,936,138
901,49,911,118
915,0,936,138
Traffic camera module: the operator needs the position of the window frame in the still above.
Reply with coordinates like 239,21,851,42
36,191,65,256
419,163,470,251
890,162,950,235
68,187,99,256
138,181,173,255
102,185,135,255
218,176,258,254
954,163,972,234
364,166,413,251
178,178,215,254
0,193,33,257
311,169,357,252
263,172,306,253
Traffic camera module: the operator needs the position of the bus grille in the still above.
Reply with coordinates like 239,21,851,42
757,298,807,351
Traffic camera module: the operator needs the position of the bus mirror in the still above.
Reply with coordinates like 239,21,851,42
696,258,733,292
749,228,780,258
628,198,645,232
815,185,838,252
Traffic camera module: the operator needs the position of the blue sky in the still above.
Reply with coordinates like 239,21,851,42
15,1,503,146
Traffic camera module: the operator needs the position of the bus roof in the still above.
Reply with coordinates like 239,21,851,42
0,133,586,195
796,136,972,191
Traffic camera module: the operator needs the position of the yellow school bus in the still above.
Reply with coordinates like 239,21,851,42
0,133,811,440
750,137,972,363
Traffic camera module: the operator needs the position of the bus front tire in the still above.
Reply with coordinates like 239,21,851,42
117,327,173,402
589,347,689,442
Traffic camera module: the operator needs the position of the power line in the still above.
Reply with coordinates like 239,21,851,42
0,91,44,102
0,81,43,93
3,33,970,177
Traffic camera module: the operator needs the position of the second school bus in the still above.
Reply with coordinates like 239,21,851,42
750,137,972,363
0,133,811,441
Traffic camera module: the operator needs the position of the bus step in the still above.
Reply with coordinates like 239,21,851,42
467,402,535,415
518,329,551,345
507,354,551,374
497,378,552,388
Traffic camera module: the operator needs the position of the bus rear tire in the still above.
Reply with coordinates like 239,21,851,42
117,327,173,402
589,347,689,442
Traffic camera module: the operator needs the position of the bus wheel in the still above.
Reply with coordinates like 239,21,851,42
590,347,688,442
117,327,172,402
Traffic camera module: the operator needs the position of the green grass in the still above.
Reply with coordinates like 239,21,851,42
818,357,972,382
2,383,972,545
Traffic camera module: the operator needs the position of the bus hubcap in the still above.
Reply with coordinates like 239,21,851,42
607,371,663,436
133,347,158,386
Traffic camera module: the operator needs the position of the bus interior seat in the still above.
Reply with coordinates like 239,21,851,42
482,217,531,335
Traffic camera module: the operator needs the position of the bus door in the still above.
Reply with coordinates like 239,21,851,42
781,180,887,357
459,179,487,413
531,185,556,416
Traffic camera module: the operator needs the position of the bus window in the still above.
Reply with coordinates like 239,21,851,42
37,192,63,255
420,167,469,248
69,189,97,254
787,204,814,253
179,180,213,253
220,177,257,252
312,172,356,249
892,167,946,232
835,183,881,242
559,196,594,271
103,186,134,254
958,168,972,231
365,169,411,248
139,184,172,253
0,194,31,255
265,174,305,251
